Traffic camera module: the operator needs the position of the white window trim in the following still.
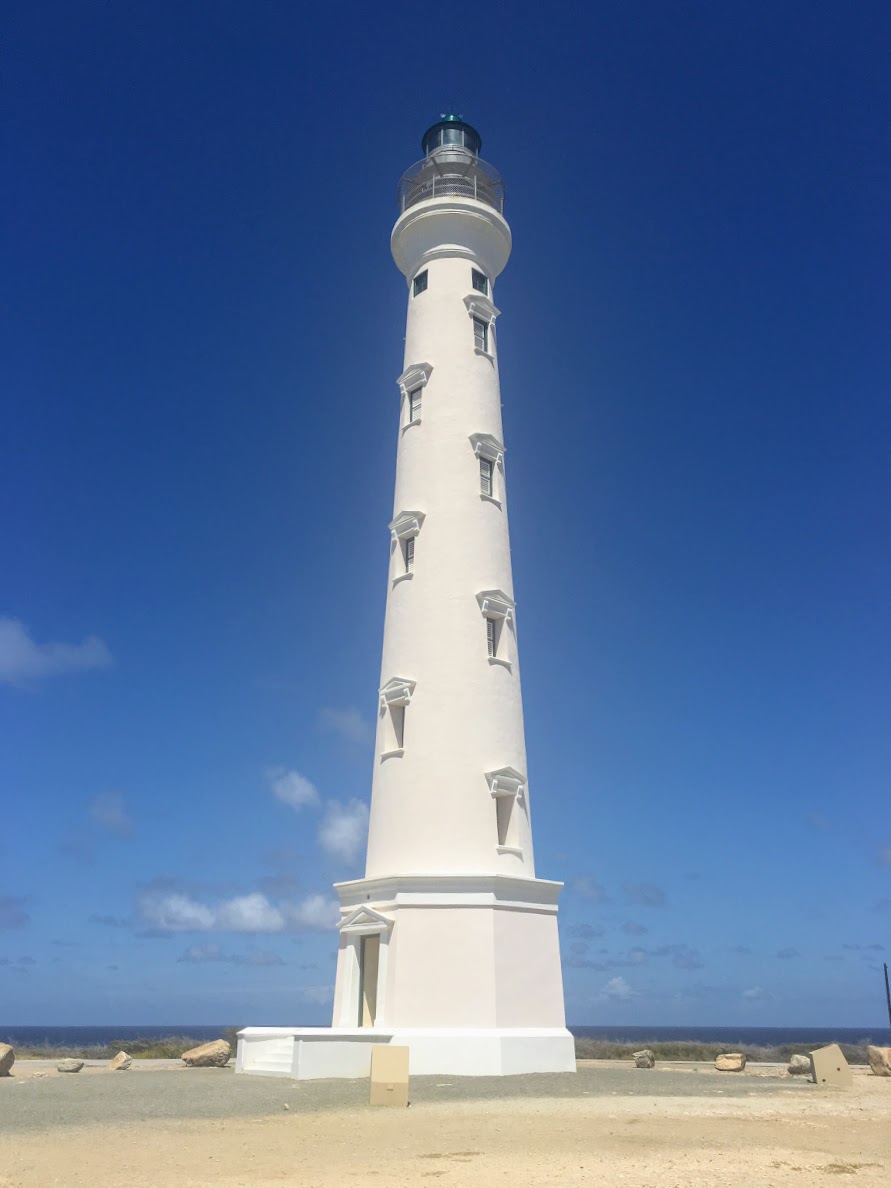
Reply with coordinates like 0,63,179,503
486,767,526,855
485,766,527,800
477,588,515,669
397,363,433,432
379,677,416,710
389,510,424,586
469,433,505,507
464,294,500,359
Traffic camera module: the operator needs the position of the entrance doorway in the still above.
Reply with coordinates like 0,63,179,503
358,934,380,1027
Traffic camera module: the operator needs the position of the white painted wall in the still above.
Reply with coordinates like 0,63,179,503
365,199,534,880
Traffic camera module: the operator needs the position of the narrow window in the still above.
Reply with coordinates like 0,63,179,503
480,457,493,497
413,270,428,296
496,796,514,847
472,269,488,295
409,388,422,423
404,536,415,573
473,316,488,352
486,617,496,657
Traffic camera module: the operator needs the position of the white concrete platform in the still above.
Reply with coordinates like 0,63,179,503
236,1026,575,1079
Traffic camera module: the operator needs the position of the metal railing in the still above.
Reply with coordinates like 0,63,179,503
397,151,505,215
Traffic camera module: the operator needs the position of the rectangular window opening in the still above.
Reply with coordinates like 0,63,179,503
409,388,422,423
486,617,496,657
413,270,428,296
480,457,494,497
404,536,415,573
472,269,488,295
473,317,488,352
496,795,514,847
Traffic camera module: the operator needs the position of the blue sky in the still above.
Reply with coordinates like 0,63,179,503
2,1,889,1029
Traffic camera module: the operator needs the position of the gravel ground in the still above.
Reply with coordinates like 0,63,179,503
1,1061,815,1134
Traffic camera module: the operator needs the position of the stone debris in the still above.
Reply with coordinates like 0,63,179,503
0,1043,14,1076
632,1049,655,1068
866,1045,891,1077
715,1052,746,1072
109,1051,132,1071
787,1054,811,1076
181,1039,231,1068
57,1059,85,1073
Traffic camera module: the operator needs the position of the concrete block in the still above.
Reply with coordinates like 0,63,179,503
809,1043,852,1087
370,1045,409,1107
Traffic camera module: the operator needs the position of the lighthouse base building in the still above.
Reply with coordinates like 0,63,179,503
237,118,575,1079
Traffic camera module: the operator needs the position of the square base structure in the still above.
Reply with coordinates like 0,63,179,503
237,873,575,1078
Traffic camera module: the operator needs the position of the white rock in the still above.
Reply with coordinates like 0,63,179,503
109,1050,132,1071
787,1054,811,1076
633,1049,655,1068
867,1046,891,1077
57,1058,84,1073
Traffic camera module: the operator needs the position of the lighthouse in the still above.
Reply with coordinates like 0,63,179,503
238,119,574,1078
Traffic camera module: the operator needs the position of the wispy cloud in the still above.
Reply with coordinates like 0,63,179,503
623,882,667,907
266,767,320,810
622,921,648,936
0,896,30,930
137,883,338,935
571,876,611,903
775,947,800,959
318,707,373,746
318,799,369,863
742,985,773,1001
89,914,130,928
0,617,112,686
569,923,605,939
598,975,637,1001
178,943,286,967
89,792,132,837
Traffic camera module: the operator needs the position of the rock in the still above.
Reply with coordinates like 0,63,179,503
633,1049,655,1068
57,1058,84,1073
109,1051,132,1071
181,1039,231,1068
866,1046,891,1077
787,1054,811,1076
0,1043,14,1076
715,1052,746,1072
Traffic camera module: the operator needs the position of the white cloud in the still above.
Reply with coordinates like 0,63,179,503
318,799,369,863
318,707,374,746
139,887,335,934
216,893,285,932
267,767,319,810
89,791,132,837
287,893,338,930
0,617,113,686
599,975,637,1001
742,985,768,1000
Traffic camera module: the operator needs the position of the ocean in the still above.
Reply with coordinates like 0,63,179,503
2,1023,889,1049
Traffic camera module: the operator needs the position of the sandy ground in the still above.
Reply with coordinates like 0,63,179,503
2,1061,889,1187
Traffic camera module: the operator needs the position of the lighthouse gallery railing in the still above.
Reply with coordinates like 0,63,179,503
397,153,505,215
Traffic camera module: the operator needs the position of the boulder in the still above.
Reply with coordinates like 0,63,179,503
715,1052,746,1072
787,1054,811,1076
109,1051,132,1071
181,1039,231,1068
57,1058,84,1073
866,1046,891,1077
0,1043,14,1076
633,1049,655,1068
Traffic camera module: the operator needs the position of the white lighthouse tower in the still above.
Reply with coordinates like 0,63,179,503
238,118,574,1078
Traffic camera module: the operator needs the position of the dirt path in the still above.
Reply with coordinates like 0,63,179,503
4,1074,889,1187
